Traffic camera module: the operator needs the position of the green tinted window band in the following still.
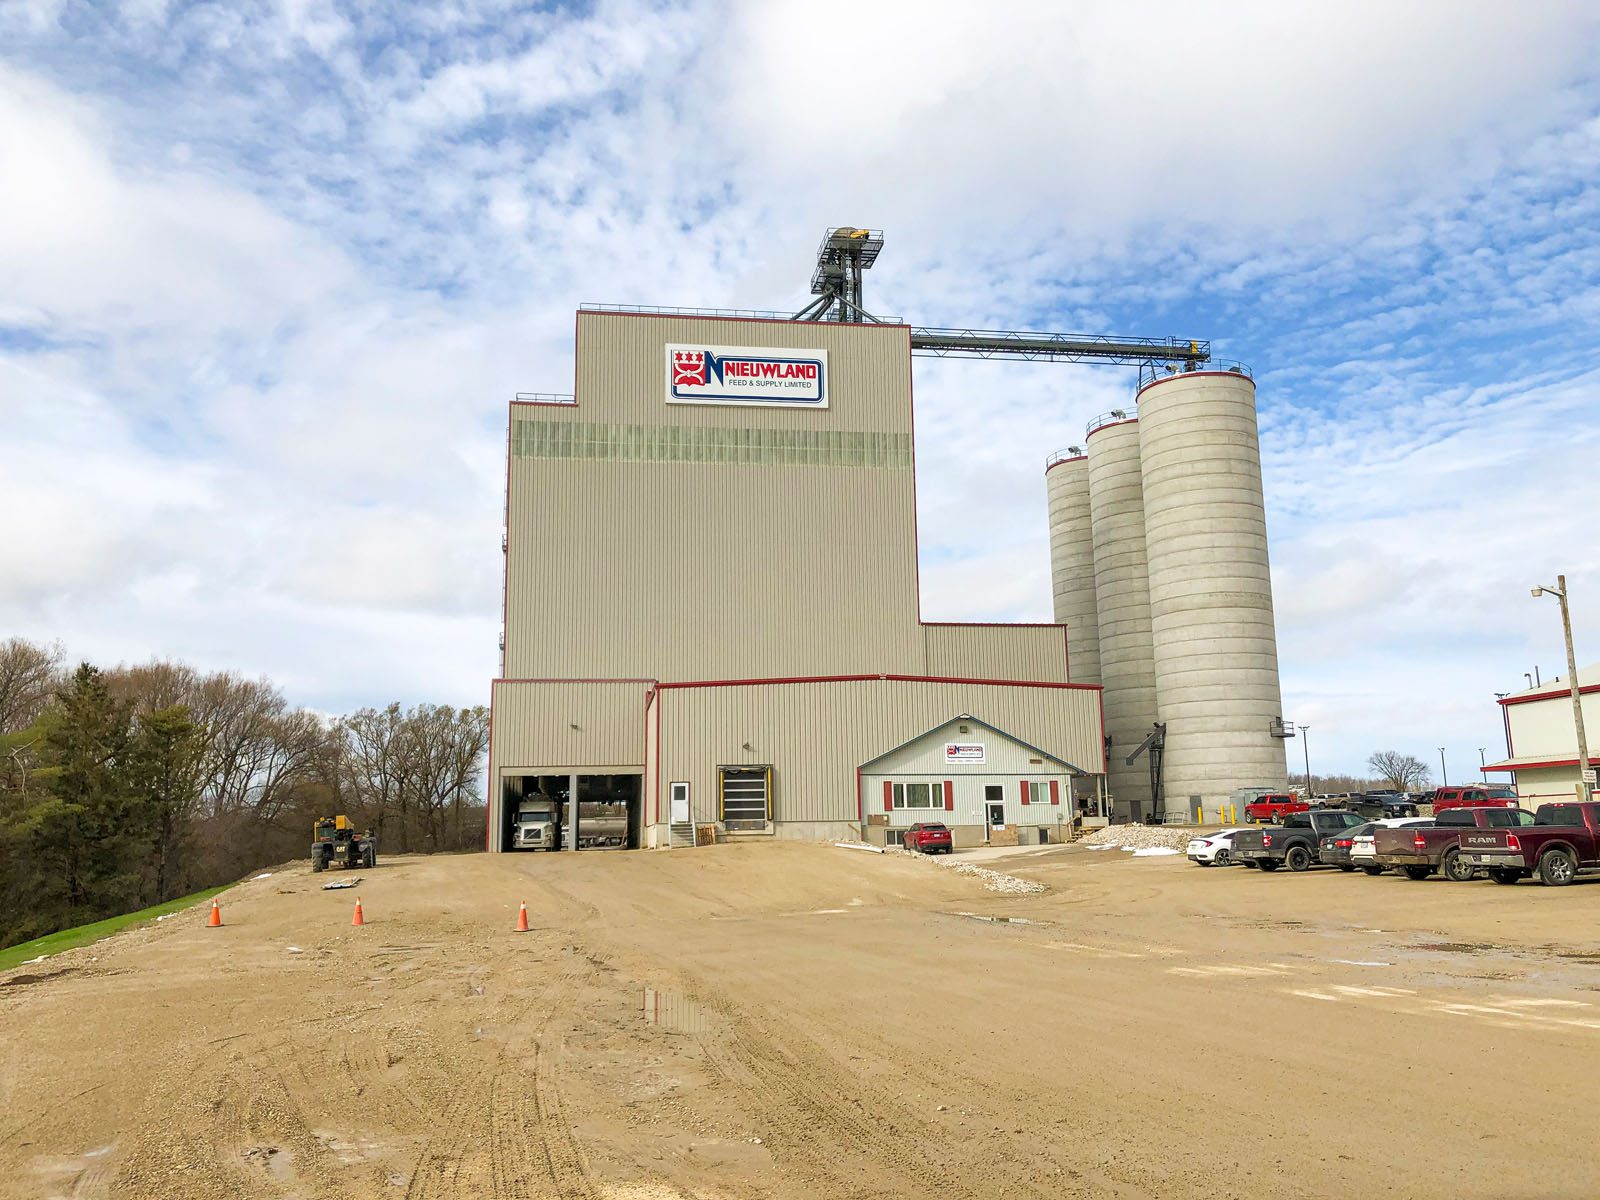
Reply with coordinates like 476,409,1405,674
512,420,912,469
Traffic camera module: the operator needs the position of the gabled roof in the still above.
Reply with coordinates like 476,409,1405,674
857,713,1086,775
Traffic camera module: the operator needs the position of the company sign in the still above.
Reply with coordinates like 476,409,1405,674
667,344,828,407
944,743,986,764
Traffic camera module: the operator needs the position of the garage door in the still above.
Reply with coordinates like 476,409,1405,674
719,766,772,831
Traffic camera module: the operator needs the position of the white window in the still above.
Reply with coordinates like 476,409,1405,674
892,782,937,810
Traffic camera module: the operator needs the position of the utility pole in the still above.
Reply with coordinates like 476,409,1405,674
1298,725,1312,796
1533,575,1592,799
1439,748,1448,787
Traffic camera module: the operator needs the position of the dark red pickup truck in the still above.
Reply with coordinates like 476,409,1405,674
1457,801,1600,886
1373,807,1537,881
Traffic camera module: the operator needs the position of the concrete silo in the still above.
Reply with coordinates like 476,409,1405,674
1085,416,1162,821
1137,368,1287,816
1044,451,1100,686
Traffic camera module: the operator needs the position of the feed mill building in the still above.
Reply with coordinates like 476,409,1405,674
488,308,1107,851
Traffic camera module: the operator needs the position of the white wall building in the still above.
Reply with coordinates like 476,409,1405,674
1483,663,1599,805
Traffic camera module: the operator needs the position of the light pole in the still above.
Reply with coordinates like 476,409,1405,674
1494,693,1511,757
1532,575,1592,799
1438,747,1448,787
1478,747,1487,778
1298,725,1312,796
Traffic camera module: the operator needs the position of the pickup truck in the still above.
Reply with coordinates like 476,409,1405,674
1456,801,1600,886
1432,784,1519,812
1244,793,1309,823
1373,807,1537,881
1233,810,1365,872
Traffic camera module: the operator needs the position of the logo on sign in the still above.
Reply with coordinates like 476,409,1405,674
672,351,707,387
666,343,828,407
945,743,986,764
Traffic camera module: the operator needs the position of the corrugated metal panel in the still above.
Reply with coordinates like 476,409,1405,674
504,458,922,680
574,312,913,433
489,680,649,772
656,679,1101,827
504,313,924,682
922,625,1067,682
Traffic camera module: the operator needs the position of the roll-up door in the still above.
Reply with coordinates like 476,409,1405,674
719,766,772,830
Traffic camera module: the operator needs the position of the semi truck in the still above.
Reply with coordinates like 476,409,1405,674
512,796,629,850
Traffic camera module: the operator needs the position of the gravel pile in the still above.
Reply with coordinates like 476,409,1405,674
1080,824,1199,853
889,848,1046,894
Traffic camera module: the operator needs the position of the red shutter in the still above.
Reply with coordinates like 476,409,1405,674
883,781,893,812
1020,781,1030,805
1049,780,1061,806
943,780,954,811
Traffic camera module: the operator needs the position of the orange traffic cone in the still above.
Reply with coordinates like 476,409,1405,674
351,897,365,927
514,901,530,933
207,899,222,928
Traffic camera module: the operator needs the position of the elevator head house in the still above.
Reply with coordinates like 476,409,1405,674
488,307,1108,850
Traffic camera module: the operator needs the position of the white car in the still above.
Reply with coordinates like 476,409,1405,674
1350,817,1433,875
1187,828,1250,866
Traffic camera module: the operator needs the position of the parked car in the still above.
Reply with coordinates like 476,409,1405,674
1317,823,1368,871
903,822,953,854
1432,784,1519,812
1244,793,1309,823
1350,818,1434,874
1187,828,1249,866
1373,807,1537,881
1233,810,1365,872
1457,801,1600,886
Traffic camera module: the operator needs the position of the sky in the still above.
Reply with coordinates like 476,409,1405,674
2,0,1599,779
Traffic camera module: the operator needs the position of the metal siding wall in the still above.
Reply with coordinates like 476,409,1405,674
922,625,1068,682
505,313,924,682
657,679,1100,828
490,681,649,770
505,458,922,680
1508,692,1599,759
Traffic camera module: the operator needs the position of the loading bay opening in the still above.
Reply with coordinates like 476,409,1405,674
501,772,642,852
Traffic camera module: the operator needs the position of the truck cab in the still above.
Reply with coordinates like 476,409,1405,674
514,802,558,850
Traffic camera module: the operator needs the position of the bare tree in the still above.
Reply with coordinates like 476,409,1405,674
1366,750,1431,793
0,638,65,734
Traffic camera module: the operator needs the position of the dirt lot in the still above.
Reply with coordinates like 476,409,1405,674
4,843,1600,1199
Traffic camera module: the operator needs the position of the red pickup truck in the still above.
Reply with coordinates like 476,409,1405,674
1373,807,1537,881
1244,793,1308,823
1456,801,1600,886
1432,784,1519,812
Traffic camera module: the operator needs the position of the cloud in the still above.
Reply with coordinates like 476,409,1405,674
1,0,1598,777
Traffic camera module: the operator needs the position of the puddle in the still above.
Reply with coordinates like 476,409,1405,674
241,1145,294,1182
642,988,715,1034
1418,942,1492,954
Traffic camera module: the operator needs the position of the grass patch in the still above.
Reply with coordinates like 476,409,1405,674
0,885,233,972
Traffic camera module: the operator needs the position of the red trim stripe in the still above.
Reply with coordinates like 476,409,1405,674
943,780,954,811
1049,780,1060,806
1020,781,1030,806
883,781,893,813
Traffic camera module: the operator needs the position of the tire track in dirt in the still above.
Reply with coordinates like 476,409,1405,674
699,1008,1006,1200
404,957,601,1200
